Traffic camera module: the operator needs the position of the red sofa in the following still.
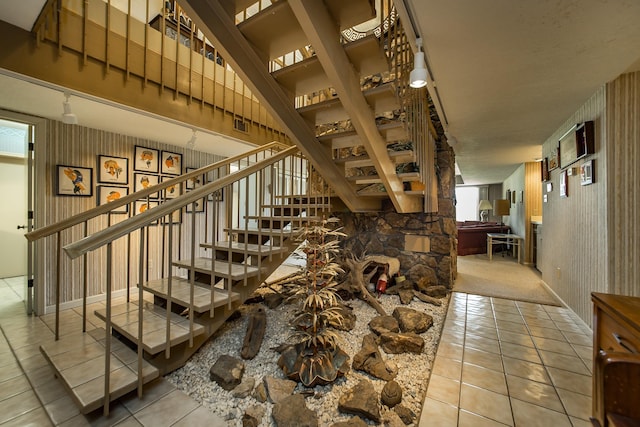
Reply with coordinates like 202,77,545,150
457,221,510,256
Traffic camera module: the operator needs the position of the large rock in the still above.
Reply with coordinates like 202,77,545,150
379,332,425,354
272,394,318,427
369,315,399,335
392,307,433,334
352,334,397,381
381,380,403,407
338,380,381,423
252,380,267,402
232,376,255,398
333,304,356,331
382,410,406,427
394,404,416,425
243,405,265,427
415,281,448,298
209,355,244,390
330,417,368,427
264,376,297,404
398,288,415,305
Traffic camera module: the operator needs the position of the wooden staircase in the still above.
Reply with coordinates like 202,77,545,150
28,144,332,415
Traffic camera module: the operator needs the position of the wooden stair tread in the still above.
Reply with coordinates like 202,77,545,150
347,171,421,184
244,215,321,221
318,121,408,149
141,277,240,312
225,227,295,235
200,241,288,255
94,301,205,355
172,257,260,280
40,330,159,414
335,150,416,167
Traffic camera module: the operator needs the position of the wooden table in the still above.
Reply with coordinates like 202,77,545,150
487,233,523,263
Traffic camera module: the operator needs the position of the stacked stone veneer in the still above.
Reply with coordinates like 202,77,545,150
335,137,457,288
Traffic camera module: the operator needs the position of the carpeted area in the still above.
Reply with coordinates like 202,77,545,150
454,254,561,306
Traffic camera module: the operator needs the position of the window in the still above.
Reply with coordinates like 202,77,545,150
455,186,480,222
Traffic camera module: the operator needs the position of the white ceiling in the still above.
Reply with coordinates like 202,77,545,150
2,0,640,184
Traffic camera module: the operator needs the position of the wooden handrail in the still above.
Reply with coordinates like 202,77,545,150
64,146,299,259
25,142,290,242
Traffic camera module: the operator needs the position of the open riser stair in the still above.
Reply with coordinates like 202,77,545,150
26,143,332,415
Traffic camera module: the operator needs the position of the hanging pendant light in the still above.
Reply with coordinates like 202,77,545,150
61,92,78,125
410,38,428,89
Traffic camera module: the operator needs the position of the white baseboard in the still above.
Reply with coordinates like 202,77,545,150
44,288,130,315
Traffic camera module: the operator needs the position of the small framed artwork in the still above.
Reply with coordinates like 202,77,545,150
541,157,549,182
162,176,181,199
580,159,594,186
519,191,524,204
134,146,159,173
506,189,511,203
134,200,158,224
186,197,205,213
56,165,93,197
134,173,160,199
185,167,205,190
164,208,182,224
560,170,568,198
208,189,224,202
548,145,559,171
98,155,128,185
97,185,129,213
511,190,516,204
161,151,182,175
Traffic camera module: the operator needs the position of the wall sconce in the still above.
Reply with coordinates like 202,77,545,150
61,92,78,125
410,38,428,88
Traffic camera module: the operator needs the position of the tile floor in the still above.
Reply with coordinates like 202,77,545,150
420,292,594,427
0,275,595,426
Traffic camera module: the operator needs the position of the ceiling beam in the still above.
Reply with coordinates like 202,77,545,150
181,0,380,212
288,0,423,213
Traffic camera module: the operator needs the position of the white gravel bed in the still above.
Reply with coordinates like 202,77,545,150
165,266,449,426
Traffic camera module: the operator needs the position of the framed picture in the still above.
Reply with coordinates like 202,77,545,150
97,185,129,213
580,159,594,186
548,145,560,171
134,173,159,199
506,189,511,203
163,208,182,224
541,157,549,182
560,170,568,198
161,151,182,175
162,176,181,199
98,155,128,185
511,190,516,204
134,200,158,224
185,167,205,190
186,197,205,213
134,146,159,173
56,165,93,197
208,189,224,202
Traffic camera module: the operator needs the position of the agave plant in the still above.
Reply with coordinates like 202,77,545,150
277,217,350,387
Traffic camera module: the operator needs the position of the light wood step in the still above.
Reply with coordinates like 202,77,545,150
318,120,408,149
172,257,260,281
347,171,421,184
94,301,205,355
40,329,159,414
200,241,288,256
272,35,387,96
244,215,321,223
225,227,295,236
141,277,241,313
298,82,398,125
335,150,416,167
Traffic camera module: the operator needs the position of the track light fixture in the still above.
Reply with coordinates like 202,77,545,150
61,92,78,125
410,38,428,89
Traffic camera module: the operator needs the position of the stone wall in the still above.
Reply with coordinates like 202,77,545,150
336,137,457,288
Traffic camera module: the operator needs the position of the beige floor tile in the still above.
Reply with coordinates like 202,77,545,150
498,330,535,348
0,389,42,424
492,304,521,314
437,342,464,360
547,367,592,396
418,397,458,427
0,359,23,383
538,351,590,376
562,331,592,346
571,344,592,361
0,374,31,401
525,318,558,329
499,342,542,364
532,336,578,356
432,356,462,381
467,315,496,328
0,407,53,427
465,324,499,340
171,406,226,426
494,312,524,324
554,321,586,333
458,410,511,427
441,330,465,345
491,298,517,307
495,320,529,334
464,347,504,372
133,390,199,426
459,384,513,426
466,307,494,318
462,362,508,395
44,394,81,425
502,356,550,384
511,397,572,427
505,374,564,412
556,388,592,421
528,326,567,341
121,378,176,414
33,374,71,405
464,333,501,354
60,402,131,427
426,374,461,406
112,416,143,426
570,416,593,427
18,352,50,373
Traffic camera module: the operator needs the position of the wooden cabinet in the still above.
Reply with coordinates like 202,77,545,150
591,293,640,426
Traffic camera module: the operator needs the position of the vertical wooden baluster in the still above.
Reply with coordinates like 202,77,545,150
55,231,61,341
189,202,196,347
82,221,88,332
137,227,145,397
166,214,173,357
103,242,112,416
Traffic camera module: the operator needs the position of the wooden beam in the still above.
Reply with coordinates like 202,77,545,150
181,0,379,212
288,0,422,213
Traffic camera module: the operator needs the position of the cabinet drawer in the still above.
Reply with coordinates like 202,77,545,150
597,310,640,354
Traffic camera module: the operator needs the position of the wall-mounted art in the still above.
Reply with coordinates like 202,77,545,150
511,190,516,204
162,176,181,199
186,197,205,213
97,185,129,213
161,150,182,175
134,173,159,199
548,145,559,171
185,167,205,190
98,155,128,185
134,146,159,173
580,159,594,186
134,200,158,225
56,165,93,197
560,169,568,198
541,157,550,182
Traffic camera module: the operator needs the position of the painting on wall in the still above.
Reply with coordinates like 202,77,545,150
185,167,205,190
161,151,182,175
98,155,128,185
134,173,159,199
186,197,205,213
134,200,158,224
548,145,560,171
134,146,159,173
97,185,129,213
162,176,181,199
560,169,568,198
56,165,93,197
580,159,594,186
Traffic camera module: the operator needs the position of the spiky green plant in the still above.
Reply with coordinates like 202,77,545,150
277,217,350,386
